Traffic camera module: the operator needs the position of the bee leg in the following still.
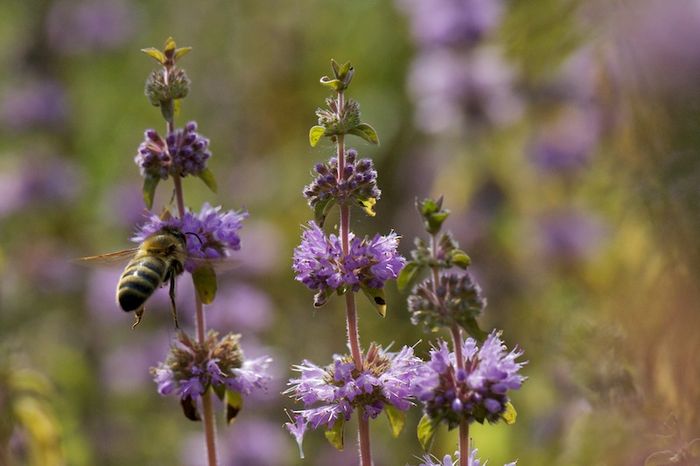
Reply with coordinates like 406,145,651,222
169,276,180,329
132,307,145,329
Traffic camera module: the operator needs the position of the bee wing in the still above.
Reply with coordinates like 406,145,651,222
189,257,240,274
75,248,138,266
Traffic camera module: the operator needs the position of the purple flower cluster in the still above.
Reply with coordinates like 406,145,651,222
285,344,422,456
413,331,525,428
303,149,381,210
133,203,247,271
417,449,516,466
292,221,405,298
134,121,211,180
152,331,271,402
397,0,503,48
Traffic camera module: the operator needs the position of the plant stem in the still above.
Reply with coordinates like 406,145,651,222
336,91,372,466
167,91,218,466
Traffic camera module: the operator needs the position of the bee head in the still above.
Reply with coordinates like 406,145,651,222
160,226,187,246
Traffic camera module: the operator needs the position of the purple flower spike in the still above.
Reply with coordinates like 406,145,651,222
285,343,422,457
292,222,405,302
134,121,212,180
133,203,247,271
413,331,525,428
416,449,517,466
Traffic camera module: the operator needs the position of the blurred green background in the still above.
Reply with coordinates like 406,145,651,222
1,0,700,464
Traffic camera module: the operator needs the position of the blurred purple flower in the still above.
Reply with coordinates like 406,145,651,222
414,332,525,428
535,209,607,263
285,344,422,457
101,182,147,230
101,331,171,393
0,80,69,131
206,282,273,333
397,0,503,48
407,47,522,133
134,122,211,180
0,156,82,218
46,0,136,55
528,107,601,175
183,418,291,466
133,203,247,271
293,221,405,300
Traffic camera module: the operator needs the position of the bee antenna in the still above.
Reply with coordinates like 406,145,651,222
185,231,204,246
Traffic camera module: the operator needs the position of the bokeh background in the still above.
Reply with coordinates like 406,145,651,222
1,0,700,464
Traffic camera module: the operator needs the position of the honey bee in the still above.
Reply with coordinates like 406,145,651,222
80,226,196,328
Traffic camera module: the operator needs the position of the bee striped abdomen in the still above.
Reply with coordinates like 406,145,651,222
117,255,167,312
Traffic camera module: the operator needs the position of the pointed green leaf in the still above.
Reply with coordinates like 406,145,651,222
193,265,217,304
160,100,174,122
644,451,676,466
361,286,387,317
141,47,166,64
348,123,379,145
331,59,341,78
324,418,345,450
164,37,177,54
142,176,160,209
197,167,218,193
319,76,344,91
417,414,436,451
225,389,243,424
314,197,336,228
397,262,422,292
309,125,326,147
461,317,487,343
212,383,225,402
173,98,181,116
174,46,193,60
357,196,376,217
450,250,471,269
181,395,201,421
502,401,517,425
385,405,406,438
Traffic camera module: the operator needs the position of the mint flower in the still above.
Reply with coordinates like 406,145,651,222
134,121,211,180
303,149,381,209
133,203,247,271
285,344,422,456
292,221,405,302
413,331,525,428
151,331,271,418
417,449,517,466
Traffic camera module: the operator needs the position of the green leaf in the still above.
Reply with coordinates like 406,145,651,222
212,384,225,402
397,262,421,292
348,123,379,145
181,395,201,421
357,196,376,217
164,36,177,54
225,389,243,424
141,47,166,64
142,176,160,209
174,46,193,60
313,288,334,308
450,250,471,269
361,286,387,317
309,125,326,147
644,451,676,466
197,167,218,193
173,98,181,116
319,76,344,91
417,414,436,451
193,265,217,304
314,197,336,228
160,100,174,122
324,418,344,450
461,317,488,343
501,401,517,425
384,405,406,438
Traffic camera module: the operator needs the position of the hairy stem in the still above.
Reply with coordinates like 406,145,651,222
166,87,218,466
336,91,371,465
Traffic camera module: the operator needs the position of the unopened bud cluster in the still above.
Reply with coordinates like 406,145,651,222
316,98,361,136
408,273,485,332
145,67,190,107
135,121,211,179
303,148,381,209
